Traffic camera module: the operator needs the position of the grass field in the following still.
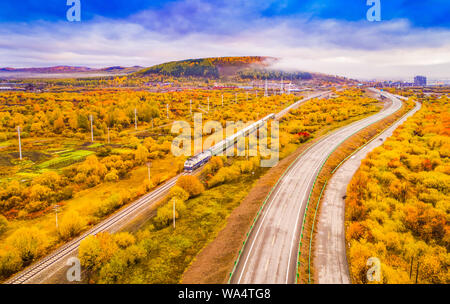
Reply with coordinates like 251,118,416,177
37,150,94,169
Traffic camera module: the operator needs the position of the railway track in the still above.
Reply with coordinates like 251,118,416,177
5,90,331,284
6,173,186,284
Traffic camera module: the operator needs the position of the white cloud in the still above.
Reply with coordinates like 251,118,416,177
0,12,449,80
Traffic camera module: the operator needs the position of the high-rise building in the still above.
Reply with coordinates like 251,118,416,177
414,75,427,86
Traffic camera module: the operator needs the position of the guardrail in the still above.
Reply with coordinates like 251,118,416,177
227,91,331,283
299,96,418,283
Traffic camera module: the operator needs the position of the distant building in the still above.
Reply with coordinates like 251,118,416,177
414,75,427,86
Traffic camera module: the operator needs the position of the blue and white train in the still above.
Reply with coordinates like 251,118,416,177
184,113,276,172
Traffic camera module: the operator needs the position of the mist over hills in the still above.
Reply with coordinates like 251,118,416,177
0,56,352,83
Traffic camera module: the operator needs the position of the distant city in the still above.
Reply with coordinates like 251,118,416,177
363,75,450,88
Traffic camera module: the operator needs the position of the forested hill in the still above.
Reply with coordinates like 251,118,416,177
135,56,275,78
134,56,351,83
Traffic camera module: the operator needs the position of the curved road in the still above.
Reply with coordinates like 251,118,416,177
315,97,420,284
230,90,403,284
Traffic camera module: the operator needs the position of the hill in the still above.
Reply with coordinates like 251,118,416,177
134,56,352,84
0,66,143,79
135,56,274,78
0,66,93,73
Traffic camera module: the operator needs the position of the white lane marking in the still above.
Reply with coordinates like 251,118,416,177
316,99,420,284
234,90,403,284
240,107,392,283
285,92,402,283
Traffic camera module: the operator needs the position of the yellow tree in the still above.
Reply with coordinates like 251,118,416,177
58,211,85,240
6,227,47,265
176,175,204,198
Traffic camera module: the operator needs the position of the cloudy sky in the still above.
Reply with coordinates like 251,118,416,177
0,0,449,80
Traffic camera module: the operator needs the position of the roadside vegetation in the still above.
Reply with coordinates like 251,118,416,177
345,94,449,283
297,95,415,283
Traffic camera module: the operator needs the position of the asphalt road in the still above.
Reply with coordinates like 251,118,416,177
230,90,403,284
315,97,421,284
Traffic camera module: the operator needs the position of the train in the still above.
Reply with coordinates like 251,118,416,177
184,113,276,172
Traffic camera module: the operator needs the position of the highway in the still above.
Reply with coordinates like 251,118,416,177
5,90,329,284
275,91,332,119
230,90,403,284
315,97,420,284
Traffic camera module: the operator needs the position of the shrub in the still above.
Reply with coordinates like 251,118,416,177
134,144,149,164
153,199,186,229
209,156,224,172
105,169,119,182
6,227,47,265
95,193,122,217
168,186,189,202
176,175,204,198
209,166,240,187
58,211,85,240
79,232,118,272
0,215,8,235
114,232,136,249
0,248,22,279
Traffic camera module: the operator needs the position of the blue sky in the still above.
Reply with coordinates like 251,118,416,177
0,0,449,79
1,0,449,28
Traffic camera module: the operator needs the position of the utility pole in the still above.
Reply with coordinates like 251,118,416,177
264,79,268,97
17,126,22,160
415,262,420,284
409,256,414,279
147,162,151,182
173,198,176,229
54,205,59,229
280,77,284,94
90,114,94,143
134,108,138,130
